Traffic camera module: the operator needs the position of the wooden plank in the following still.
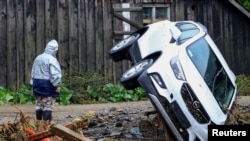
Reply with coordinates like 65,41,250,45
24,0,36,85
85,0,96,71
16,0,25,88
68,0,79,75
114,31,135,35
103,0,114,82
78,0,87,72
0,0,7,87
7,0,16,90
112,3,124,83
36,0,45,55
28,119,91,141
95,0,104,73
50,124,88,141
130,3,143,30
174,0,185,20
45,0,57,41
28,131,54,141
112,12,142,29
113,7,142,12
111,0,173,3
57,0,70,74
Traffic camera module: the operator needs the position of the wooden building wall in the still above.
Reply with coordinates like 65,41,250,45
0,0,115,90
0,0,249,90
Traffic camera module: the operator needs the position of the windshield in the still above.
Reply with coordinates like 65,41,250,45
186,38,235,113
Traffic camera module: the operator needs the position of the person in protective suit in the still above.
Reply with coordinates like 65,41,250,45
30,39,62,122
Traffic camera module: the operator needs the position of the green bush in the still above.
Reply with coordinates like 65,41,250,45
87,83,147,103
0,86,14,105
236,74,250,96
12,84,34,104
238,0,250,11
62,72,107,104
4,73,250,105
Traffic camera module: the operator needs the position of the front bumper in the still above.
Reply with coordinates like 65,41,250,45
138,71,209,141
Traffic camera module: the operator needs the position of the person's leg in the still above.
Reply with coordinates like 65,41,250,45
36,110,43,120
35,96,43,120
42,97,56,122
43,110,52,121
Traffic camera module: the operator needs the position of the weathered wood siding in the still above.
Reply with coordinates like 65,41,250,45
0,0,249,90
0,0,116,90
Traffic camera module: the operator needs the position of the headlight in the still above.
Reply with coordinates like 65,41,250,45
150,73,167,88
170,57,186,81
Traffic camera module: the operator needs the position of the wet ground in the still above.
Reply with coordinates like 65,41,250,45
0,96,250,141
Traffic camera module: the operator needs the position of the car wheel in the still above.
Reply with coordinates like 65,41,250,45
121,59,153,90
109,33,140,62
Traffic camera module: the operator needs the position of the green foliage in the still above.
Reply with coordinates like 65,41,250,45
238,0,250,11
86,85,108,103
62,71,147,103
236,74,250,96
86,83,147,102
62,71,107,104
103,83,147,102
0,86,14,105
0,84,72,105
56,84,73,105
12,85,34,104
6,72,250,105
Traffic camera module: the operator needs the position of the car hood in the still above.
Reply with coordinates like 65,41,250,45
179,48,237,124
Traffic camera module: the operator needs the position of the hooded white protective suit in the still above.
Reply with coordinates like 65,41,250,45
30,39,62,97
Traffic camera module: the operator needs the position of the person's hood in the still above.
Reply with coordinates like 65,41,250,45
44,39,59,57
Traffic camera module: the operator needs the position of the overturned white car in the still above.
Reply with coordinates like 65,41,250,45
109,20,237,141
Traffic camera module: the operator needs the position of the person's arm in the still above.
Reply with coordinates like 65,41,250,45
50,60,62,93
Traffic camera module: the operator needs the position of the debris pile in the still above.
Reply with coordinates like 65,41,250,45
0,107,93,141
0,103,250,141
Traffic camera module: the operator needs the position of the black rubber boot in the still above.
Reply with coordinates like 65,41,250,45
43,111,52,121
36,110,43,120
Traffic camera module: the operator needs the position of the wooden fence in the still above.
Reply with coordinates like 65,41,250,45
0,0,249,90
0,0,115,90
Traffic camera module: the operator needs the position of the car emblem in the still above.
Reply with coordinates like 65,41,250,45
193,101,200,109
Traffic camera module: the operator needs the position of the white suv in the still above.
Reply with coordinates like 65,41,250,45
109,20,237,141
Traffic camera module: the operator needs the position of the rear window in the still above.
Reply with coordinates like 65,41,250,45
175,22,200,45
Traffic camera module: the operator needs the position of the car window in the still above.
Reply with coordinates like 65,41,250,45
186,38,236,112
186,38,211,77
175,22,200,45
176,23,197,31
177,29,200,45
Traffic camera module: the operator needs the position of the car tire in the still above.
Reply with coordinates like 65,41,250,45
109,33,140,62
121,59,153,90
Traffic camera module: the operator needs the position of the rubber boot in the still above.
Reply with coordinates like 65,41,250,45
36,110,43,120
43,111,52,122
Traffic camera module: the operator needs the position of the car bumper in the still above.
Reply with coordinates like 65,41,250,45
138,71,209,141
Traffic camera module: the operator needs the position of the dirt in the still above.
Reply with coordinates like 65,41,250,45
0,100,159,141
0,97,250,141
1,96,249,125
0,100,154,125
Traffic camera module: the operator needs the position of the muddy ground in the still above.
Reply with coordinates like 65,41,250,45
0,100,153,125
0,96,250,141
